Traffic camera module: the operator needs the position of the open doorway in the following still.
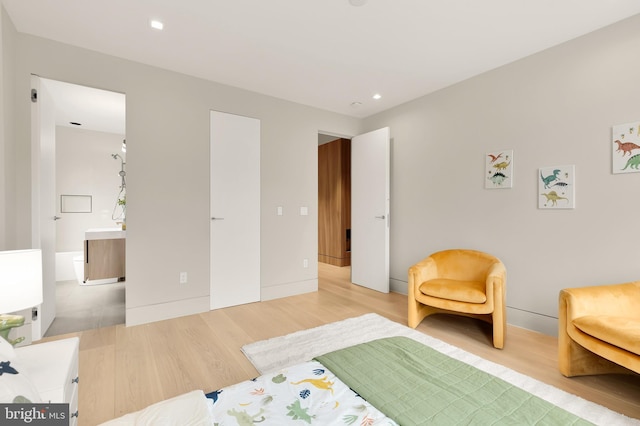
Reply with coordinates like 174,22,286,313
318,128,391,293
318,133,352,289
36,78,127,337
318,134,351,269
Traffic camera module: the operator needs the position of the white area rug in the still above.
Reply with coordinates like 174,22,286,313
241,312,639,426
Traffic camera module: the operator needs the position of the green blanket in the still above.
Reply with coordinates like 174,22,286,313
315,336,592,426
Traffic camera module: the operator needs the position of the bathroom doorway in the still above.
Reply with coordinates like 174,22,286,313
34,77,127,337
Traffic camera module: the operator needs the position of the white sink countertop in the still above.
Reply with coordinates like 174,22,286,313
85,227,126,240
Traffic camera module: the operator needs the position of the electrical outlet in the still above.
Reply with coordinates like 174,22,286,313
303,258,309,268
179,272,188,284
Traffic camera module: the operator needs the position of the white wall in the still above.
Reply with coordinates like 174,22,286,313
1,8,17,250
364,14,640,335
0,8,5,250
5,28,362,326
55,126,126,252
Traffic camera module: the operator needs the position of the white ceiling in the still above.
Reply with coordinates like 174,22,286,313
4,1,640,119
41,79,126,135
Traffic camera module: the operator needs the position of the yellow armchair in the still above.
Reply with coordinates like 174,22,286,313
408,249,506,349
558,282,640,377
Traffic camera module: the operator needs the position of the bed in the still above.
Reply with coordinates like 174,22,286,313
101,336,639,425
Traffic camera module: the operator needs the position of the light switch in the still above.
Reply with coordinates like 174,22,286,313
277,206,283,216
300,206,308,216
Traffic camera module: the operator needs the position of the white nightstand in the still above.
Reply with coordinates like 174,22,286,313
15,337,80,426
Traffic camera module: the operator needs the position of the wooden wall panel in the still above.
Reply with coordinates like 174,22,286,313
318,138,350,266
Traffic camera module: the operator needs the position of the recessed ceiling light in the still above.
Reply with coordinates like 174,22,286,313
150,20,164,30
350,101,362,108
372,93,382,100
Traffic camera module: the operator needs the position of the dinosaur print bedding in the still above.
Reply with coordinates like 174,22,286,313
205,360,397,425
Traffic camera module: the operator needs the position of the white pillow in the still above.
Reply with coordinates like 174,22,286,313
0,338,41,404
100,390,212,425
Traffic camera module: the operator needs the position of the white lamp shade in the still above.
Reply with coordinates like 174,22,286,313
0,249,43,314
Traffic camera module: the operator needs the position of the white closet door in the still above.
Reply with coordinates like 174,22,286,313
210,111,260,309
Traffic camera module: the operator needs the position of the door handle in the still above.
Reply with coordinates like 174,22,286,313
53,216,62,221
375,215,385,219
211,217,225,220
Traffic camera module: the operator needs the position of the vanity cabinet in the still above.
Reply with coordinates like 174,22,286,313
84,228,126,282
85,239,125,281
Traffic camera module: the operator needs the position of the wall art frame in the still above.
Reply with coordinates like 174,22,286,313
612,121,640,174
485,149,513,189
538,165,575,209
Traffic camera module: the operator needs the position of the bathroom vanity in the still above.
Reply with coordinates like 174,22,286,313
84,228,126,282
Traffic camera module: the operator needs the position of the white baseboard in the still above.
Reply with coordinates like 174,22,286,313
506,307,558,337
261,279,318,301
390,278,407,294
126,280,319,327
126,296,210,327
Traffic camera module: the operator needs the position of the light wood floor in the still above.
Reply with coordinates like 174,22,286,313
42,263,640,425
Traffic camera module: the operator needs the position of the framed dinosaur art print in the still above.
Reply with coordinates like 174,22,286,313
485,149,513,189
612,121,640,174
538,165,575,209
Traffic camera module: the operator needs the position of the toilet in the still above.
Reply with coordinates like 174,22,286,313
73,255,84,285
